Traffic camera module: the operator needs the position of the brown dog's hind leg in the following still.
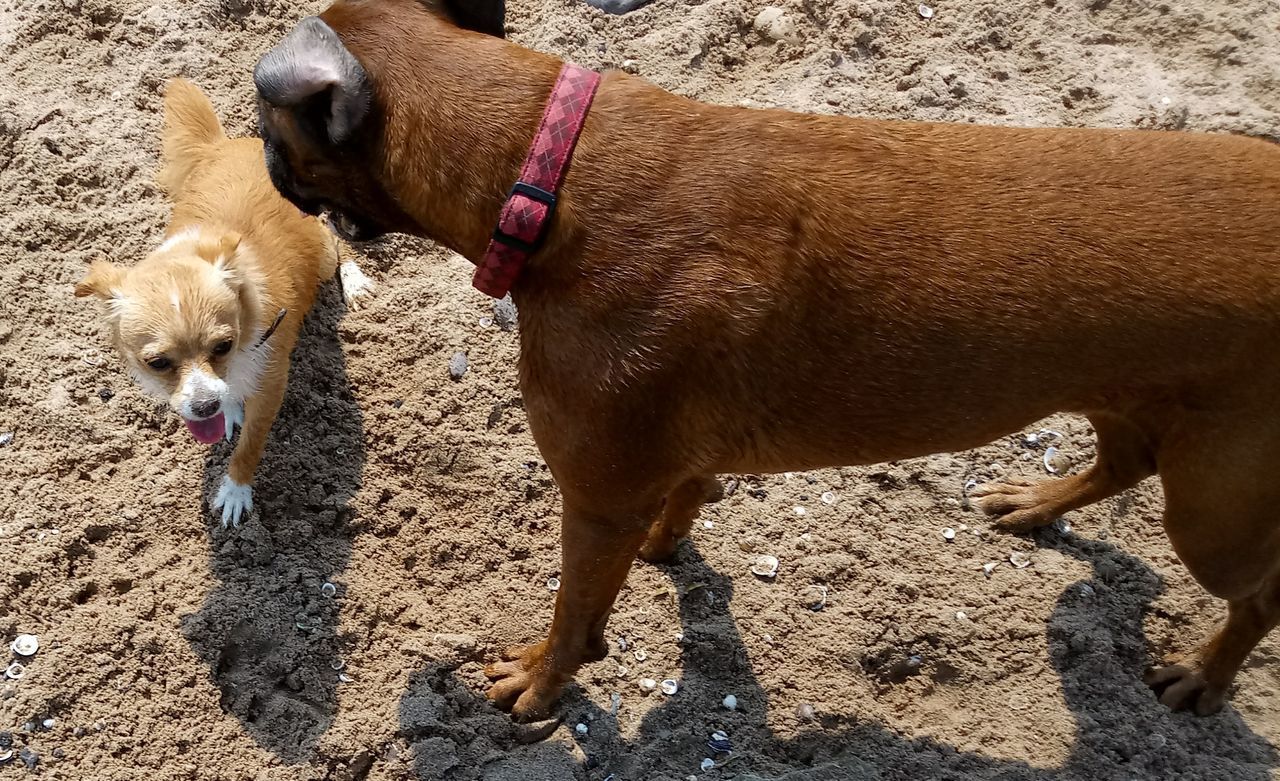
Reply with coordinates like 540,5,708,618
971,412,1155,532
1145,418,1280,714
638,475,724,562
486,501,655,721
1147,575,1280,715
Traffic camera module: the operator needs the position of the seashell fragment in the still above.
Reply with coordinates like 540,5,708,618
10,635,38,657
660,678,679,695
750,555,779,579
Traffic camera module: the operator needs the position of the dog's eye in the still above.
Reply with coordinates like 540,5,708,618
212,339,234,357
146,356,172,371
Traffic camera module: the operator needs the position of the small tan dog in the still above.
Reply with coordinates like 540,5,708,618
76,78,371,527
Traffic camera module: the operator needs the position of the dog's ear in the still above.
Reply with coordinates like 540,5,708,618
74,259,124,301
253,16,370,144
195,232,245,288
438,0,506,38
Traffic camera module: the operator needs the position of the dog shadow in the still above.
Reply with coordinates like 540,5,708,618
399,506,1278,779
181,281,364,763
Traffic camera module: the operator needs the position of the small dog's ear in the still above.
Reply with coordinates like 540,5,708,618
439,0,506,38
196,232,246,289
74,259,124,300
253,16,370,144
195,232,242,264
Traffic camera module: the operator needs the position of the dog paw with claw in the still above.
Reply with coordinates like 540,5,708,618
1146,661,1228,716
339,260,375,310
484,642,570,722
968,478,1058,532
213,475,253,529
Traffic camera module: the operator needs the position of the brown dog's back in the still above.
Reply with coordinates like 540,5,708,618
533,79,1280,474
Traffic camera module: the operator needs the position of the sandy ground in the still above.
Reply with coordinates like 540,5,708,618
3,0,1280,778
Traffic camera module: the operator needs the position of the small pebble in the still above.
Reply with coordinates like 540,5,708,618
621,59,640,74
320,582,337,597
802,584,827,611
1055,518,1072,534
918,3,933,18
575,723,589,736
547,577,561,592
41,719,54,730
660,678,679,695
722,694,738,710
942,527,956,541
610,692,621,715
795,702,817,721
703,520,713,529
0,433,12,447
0,733,11,748
793,505,806,516
493,296,518,330
97,388,114,401
51,748,64,759
19,749,37,770
753,6,800,43
955,611,968,620
447,352,468,380
638,678,657,692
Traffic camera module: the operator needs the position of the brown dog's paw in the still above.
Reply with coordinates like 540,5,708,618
1145,663,1227,716
484,642,566,722
968,480,1058,533
638,534,680,563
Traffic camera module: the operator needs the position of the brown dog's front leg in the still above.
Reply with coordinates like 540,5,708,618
486,501,652,721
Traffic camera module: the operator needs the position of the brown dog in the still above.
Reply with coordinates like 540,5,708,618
252,0,1280,720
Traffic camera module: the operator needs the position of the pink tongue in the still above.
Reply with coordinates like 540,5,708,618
185,412,226,444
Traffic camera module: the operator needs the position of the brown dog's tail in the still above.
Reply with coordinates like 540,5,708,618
158,78,225,195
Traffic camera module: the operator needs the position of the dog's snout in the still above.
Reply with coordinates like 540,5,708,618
191,398,222,419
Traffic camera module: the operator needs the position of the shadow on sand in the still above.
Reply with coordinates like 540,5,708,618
182,282,364,762
399,512,1278,780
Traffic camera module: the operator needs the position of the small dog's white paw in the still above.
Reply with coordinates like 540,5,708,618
339,260,375,311
213,475,253,529
223,399,245,442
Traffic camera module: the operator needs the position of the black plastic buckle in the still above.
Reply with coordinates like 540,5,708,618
491,181,558,253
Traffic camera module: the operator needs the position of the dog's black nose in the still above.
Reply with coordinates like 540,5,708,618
192,399,221,419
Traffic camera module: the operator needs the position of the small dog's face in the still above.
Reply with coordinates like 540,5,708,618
75,231,259,443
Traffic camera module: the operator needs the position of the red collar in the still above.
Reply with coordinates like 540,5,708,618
472,63,602,299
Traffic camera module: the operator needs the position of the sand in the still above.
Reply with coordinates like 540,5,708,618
2,0,1279,778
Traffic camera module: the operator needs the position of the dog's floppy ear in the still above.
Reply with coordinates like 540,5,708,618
439,0,506,38
253,16,370,144
74,259,124,301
